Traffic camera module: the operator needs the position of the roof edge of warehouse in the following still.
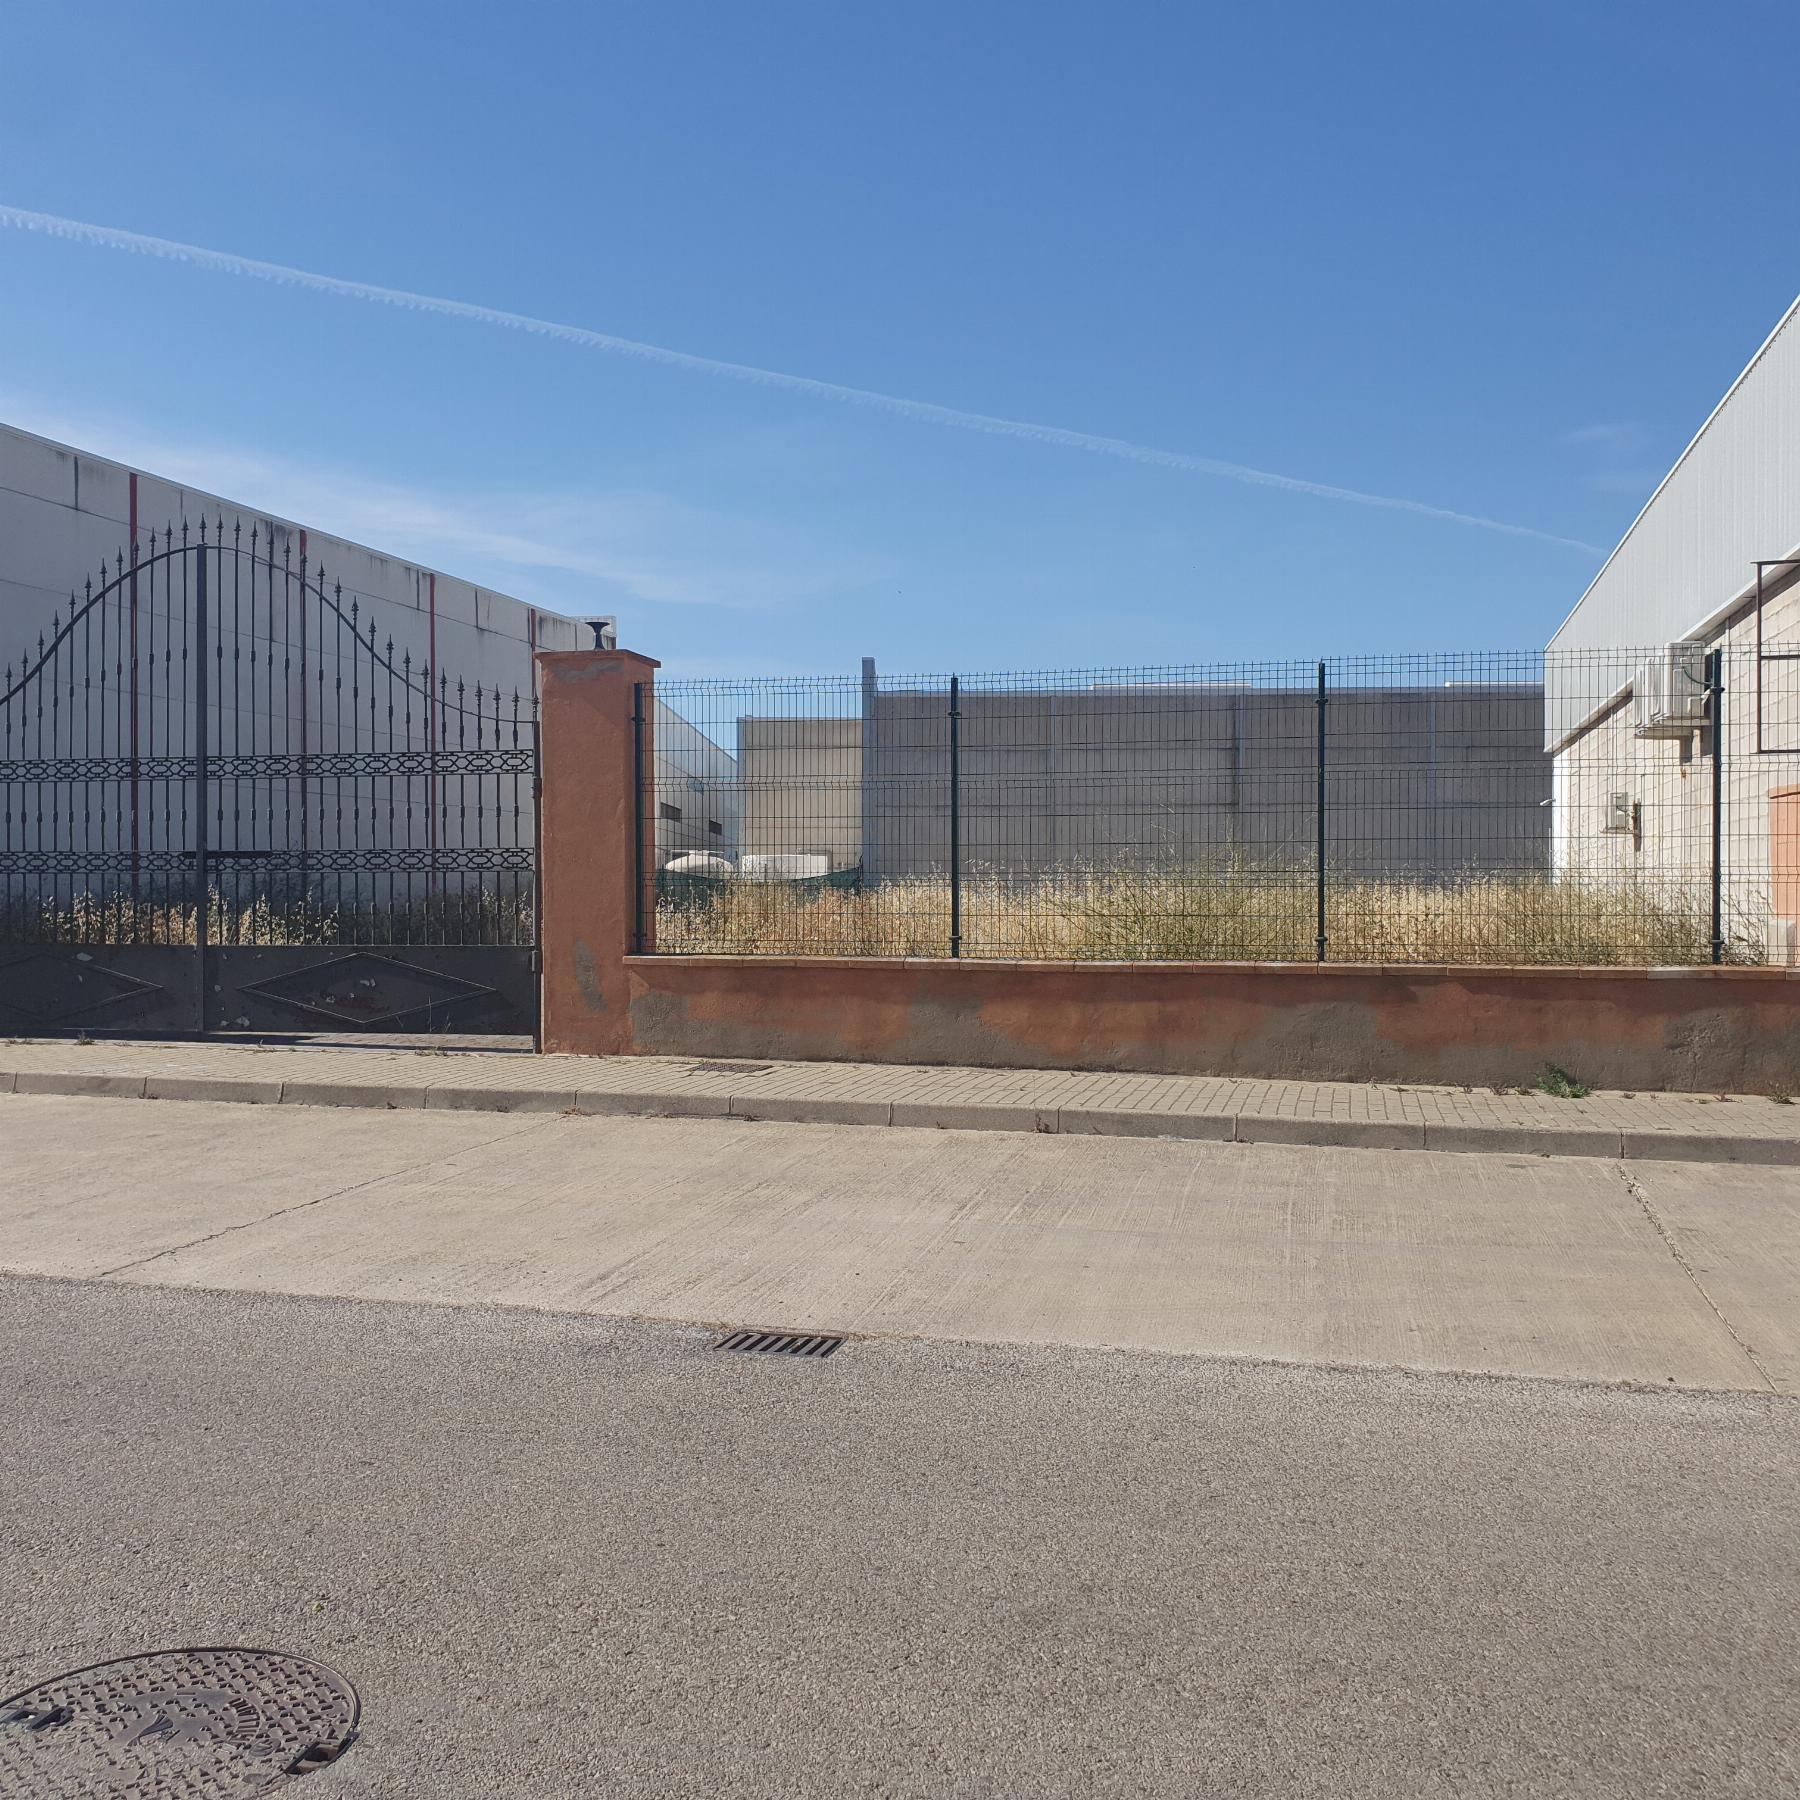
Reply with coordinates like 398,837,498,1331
1547,288,1800,648
1,416,577,622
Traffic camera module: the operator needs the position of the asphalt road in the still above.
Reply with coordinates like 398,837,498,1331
3,1274,1795,1798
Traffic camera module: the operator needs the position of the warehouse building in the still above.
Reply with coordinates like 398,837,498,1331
0,422,746,879
0,422,581,717
1546,292,1800,960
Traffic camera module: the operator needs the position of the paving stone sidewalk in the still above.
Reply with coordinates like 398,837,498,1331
2,1035,1799,1162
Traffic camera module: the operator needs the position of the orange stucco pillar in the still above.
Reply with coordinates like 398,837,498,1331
536,648,658,1055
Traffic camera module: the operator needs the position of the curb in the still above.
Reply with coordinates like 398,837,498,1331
5,1065,1799,1166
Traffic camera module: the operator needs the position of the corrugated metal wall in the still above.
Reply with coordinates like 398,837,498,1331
1546,292,1800,747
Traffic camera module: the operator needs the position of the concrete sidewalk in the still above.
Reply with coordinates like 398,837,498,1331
5,1092,1798,1393
4,1034,1800,1162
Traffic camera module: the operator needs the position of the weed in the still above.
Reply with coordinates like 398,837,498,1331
1535,1062,1591,1100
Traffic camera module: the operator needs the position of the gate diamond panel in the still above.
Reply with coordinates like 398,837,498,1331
235,951,500,1027
0,951,169,1026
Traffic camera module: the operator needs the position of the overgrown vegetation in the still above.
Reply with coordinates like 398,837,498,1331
1,887,533,948
655,861,1768,967
3,860,1771,968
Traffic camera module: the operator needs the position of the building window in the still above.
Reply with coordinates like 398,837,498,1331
659,801,683,823
708,819,723,837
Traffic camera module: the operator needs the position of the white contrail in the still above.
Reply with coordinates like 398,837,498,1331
0,204,1603,554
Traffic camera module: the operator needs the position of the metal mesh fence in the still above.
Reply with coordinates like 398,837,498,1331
645,648,1800,966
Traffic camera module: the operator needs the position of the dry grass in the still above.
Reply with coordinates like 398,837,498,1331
3,888,533,948
656,864,1766,966
6,868,1765,966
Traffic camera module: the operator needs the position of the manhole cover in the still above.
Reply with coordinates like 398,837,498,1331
713,1328,844,1358
689,1061,771,1076
0,1648,358,1799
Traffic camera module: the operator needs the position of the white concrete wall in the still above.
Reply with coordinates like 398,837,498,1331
653,700,740,866
1545,292,1800,958
0,421,583,741
1550,579,1800,960
0,422,585,919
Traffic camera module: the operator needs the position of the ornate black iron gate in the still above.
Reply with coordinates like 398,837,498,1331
0,519,540,1037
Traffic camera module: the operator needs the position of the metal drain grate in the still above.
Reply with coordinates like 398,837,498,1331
0,1647,358,1798
690,1061,772,1076
713,1328,844,1358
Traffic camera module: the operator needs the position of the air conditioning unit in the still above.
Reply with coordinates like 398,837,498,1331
1632,640,1708,737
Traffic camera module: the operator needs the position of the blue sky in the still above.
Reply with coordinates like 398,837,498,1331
2,0,1796,677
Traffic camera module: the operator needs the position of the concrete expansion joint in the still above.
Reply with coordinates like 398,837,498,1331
1614,1161,1778,1393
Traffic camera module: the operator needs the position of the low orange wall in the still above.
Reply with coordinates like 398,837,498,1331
574,954,1800,1095
534,652,1800,1095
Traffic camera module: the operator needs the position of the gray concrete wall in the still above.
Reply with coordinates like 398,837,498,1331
845,682,1549,883
736,715,862,872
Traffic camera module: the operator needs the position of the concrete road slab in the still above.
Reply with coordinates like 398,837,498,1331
144,1073,285,1104
13,1069,146,1098
1637,1161,1800,1393
0,1093,1775,1391
0,1100,548,1280
1424,1122,1624,1158
1235,1114,1426,1150
1620,1129,1800,1165
1058,1106,1235,1140
887,1099,1057,1132
422,1084,579,1114
732,1094,896,1126
572,1086,732,1119
276,1079,429,1109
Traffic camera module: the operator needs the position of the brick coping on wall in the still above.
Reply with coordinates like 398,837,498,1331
625,954,1800,982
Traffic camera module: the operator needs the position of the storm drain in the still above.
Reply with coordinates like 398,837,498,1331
713,1328,844,1358
690,1061,772,1077
0,1648,358,1799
